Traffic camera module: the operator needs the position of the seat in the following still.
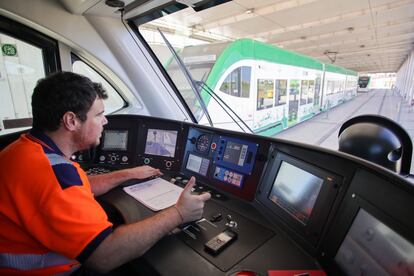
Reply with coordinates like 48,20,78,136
338,114,412,176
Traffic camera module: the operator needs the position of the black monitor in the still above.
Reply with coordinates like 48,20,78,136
257,151,341,246
268,160,323,225
102,130,128,151
144,128,178,158
335,208,414,275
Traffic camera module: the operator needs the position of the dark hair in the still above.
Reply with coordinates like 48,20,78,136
32,71,108,131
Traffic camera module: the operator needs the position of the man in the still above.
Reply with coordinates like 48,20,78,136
0,72,211,275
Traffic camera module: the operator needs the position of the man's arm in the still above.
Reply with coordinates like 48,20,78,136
84,177,211,273
88,165,162,196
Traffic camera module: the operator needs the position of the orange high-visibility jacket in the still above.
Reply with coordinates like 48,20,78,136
0,130,112,275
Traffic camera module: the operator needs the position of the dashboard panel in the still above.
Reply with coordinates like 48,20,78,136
77,114,414,276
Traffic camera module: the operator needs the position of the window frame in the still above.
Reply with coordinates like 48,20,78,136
71,53,128,114
0,15,61,75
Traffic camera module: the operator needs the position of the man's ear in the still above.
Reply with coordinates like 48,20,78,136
61,112,78,131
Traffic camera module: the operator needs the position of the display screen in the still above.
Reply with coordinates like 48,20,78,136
144,129,178,158
223,141,248,166
335,209,414,275
102,130,128,150
268,161,323,225
186,153,210,176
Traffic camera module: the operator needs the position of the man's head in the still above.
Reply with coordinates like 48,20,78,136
32,72,108,150
32,71,108,131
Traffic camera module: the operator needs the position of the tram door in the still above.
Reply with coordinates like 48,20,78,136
288,79,300,123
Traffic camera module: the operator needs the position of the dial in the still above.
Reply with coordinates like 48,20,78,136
196,134,211,153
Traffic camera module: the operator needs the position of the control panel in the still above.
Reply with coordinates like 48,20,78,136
182,127,263,201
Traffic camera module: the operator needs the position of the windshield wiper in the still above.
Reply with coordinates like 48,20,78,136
195,80,253,133
158,29,214,127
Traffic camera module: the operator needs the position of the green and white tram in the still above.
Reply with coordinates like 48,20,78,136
167,38,358,136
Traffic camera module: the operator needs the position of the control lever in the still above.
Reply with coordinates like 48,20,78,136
225,214,238,230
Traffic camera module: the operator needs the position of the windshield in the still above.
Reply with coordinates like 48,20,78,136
132,1,412,174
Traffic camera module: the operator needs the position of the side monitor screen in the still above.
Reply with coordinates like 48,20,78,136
269,161,323,225
144,129,178,158
102,130,128,150
335,208,414,275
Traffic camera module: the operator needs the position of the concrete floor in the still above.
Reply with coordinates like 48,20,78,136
273,89,414,175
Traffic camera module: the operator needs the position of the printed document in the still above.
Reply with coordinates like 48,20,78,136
123,178,183,211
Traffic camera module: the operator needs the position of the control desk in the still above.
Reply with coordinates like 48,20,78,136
74,114,414,276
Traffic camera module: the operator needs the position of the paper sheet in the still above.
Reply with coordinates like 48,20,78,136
123,178,183,211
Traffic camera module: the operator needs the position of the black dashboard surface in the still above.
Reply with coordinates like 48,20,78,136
80,114,414,276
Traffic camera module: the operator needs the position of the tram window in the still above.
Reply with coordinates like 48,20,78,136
275,79,287,106
230,69,240,97
72,56,126,114
289,79,301,99
0,16,59,136
300,80,309,105
220,74,230,94
257,79,274,110
240,66,251,98
220,66,250,98
308,80,315,104
327,81,334,95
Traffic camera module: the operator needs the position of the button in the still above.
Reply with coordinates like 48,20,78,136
210,213,222,222
121,156,128,162
166,161,172,168
144,158,150,164
99,155,105,161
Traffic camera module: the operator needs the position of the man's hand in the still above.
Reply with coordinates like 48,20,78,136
175,177,211,223
127,165,162,179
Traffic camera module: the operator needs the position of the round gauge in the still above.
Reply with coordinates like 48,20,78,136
196,134,211,153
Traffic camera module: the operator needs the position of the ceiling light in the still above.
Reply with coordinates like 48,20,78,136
245,8,254,14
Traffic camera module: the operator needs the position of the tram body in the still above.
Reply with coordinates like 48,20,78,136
169,39,358,135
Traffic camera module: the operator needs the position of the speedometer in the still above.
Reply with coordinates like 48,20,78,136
196,134,211,153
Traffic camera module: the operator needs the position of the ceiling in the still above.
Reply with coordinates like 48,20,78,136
87,0,414,74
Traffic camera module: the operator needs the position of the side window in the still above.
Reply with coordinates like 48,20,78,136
72,55,126,114
240,66,251,98
219,66,251,98
219,74,230,94
300,80,308,105
257,79,274,110
0,15,59,135
308,80,315,104
230,68,240,97
275,79,287,106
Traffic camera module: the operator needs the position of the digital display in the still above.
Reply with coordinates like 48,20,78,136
144,129,178,158
186,154,210,176
335,209,414,275
268,161,323,225
102,130,128,150
223,141,248,166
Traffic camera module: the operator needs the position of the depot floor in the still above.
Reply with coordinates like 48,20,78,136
273,89,414,176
